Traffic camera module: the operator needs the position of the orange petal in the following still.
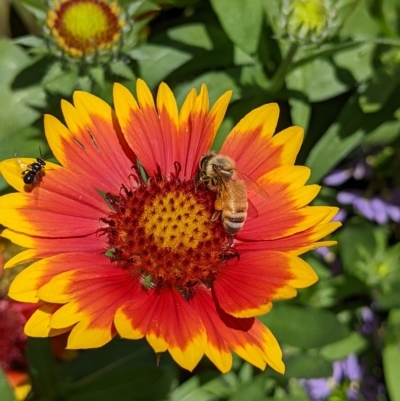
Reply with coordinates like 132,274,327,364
239,208,341,254
25,303,71,337
9,253,108,303
36,265,139,348
116,286,207,371
0,158,61,193
214,251,317,318
191,289,284,373
2,228,104,268
179,86,232,178
220,103,279,179
0,167,108,237
45,93,134,194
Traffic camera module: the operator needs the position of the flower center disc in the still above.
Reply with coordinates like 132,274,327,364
104,178,230,296
47,0,122,55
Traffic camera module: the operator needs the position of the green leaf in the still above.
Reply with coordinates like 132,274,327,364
286,67,311,131
339,0,380,38
167,23,215,50
109,60,136,80
383,344,400,401
134,44,192,87
65,367,164,401
42,62,79,96
174,71,240,107
170,372,237,401
210,0,263,54
0,369,15,401
58,338,177,401
287,57,348,103
359,67,400,113
320,332,368,360
89,65,105,88
60,338,172,381
305,95,365,184
259,305,350,349
333,42,374,84
13,35,46,48
0,41,46,182
284,354,333,379
338,219,376,275
26,338,58,398
228,374,266,401
364,118,400,145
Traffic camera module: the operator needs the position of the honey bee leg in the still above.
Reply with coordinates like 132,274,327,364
211,210,221,222
222,235,234,251
211,197,222,222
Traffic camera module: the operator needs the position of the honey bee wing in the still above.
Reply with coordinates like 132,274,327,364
221,179,258,218
219,179,239,202
247,197,259,218
234,169,270,199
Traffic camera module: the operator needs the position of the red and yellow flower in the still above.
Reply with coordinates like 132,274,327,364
46,0,124,57
0,80,340,373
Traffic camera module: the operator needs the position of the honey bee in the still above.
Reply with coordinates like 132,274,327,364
197,151,269,237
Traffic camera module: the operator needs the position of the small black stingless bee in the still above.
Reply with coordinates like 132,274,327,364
21,149,47,185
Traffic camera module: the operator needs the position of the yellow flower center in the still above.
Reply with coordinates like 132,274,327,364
139,191,213,251
47,0,123,57
289,0,329,34
102,178,232,297
63,3,110,40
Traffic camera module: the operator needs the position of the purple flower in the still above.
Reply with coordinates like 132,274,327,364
336,189,400,224
323,160,373,186
301,354,361,401
341,354,361,381
324,169,352,186
301,378,333,400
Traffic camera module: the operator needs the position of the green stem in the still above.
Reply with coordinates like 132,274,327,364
289,41,359,72
268,42,299,94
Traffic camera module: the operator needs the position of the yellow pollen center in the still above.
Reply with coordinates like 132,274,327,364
139,191,212,251
63,4,109,39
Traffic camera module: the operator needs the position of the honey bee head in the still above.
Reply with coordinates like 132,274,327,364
209,154,235,181
198,151,236,184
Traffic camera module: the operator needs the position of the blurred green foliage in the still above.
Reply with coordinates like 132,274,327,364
1,0,400,400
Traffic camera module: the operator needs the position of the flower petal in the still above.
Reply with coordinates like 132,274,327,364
45,92,134,193
24,303,71,337
214,251,317,318
36,264,138,348
0,158,62,193
2,228,104,268
191,289,284,373
116,287,207,371
239,208,341,255
9,253,107,303
220,103,279,179
0,167,108,237
114,80,231,179
180,86,232,178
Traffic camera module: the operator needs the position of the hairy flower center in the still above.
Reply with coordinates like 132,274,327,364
47,0,123,56
63,4,110,40
139,191,213,251
104,178,232,296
